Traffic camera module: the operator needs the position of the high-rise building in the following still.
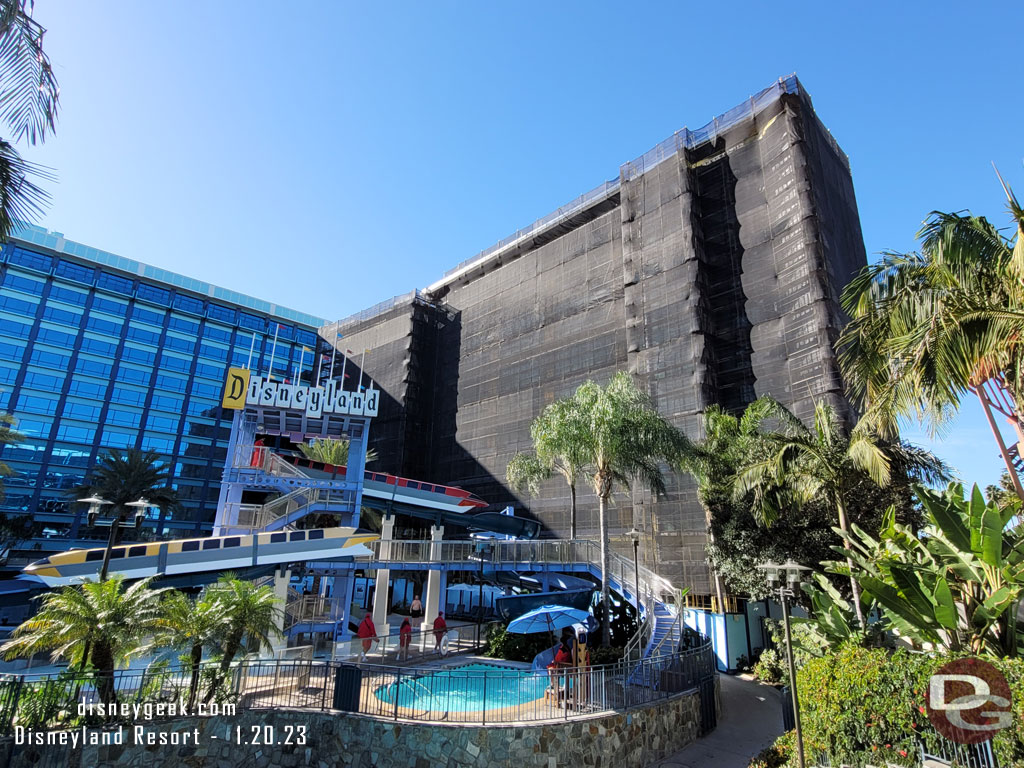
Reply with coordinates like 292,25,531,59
0,76,866,598
0,225,325,564
321,76,867,595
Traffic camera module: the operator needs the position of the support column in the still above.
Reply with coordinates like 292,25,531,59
422,524,445,633
339,572,356,640
371,516,395,637
271,566,291,651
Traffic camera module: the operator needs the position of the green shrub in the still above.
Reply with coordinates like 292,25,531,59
748,730,793,768
484,625,551,663
753,648,785,684
783,645,1024,767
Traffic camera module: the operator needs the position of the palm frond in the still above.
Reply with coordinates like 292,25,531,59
0,1,59,144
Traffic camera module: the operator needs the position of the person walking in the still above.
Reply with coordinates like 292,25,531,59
432,612,448,654
399,617,412,661
357,613,377,661
410,594,423,620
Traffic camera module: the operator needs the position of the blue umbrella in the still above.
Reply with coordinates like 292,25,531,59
507,604,592,635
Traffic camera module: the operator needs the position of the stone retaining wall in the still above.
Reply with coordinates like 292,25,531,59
3,683,715,768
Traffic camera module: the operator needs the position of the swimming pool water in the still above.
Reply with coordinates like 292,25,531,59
374,662,549,713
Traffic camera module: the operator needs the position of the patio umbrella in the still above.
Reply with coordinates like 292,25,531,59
506,605,592,635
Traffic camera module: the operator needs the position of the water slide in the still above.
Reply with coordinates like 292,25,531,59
277,455,541,538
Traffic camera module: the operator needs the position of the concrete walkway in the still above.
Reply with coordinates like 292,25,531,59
650,675,784,768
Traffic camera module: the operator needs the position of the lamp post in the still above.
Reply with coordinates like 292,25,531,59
759,560,809,768
627,527,641,612
79,496,151,581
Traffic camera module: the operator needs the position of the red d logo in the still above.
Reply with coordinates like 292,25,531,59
926,657,1012,744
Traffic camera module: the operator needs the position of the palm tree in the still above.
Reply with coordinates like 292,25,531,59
0,576,166,704
299,437,377,466
0,1,60,241
73,448,180,522
733,397,948,628
680,405,763,611
203,576,282,702
838,190,1024,497
572,372,690,646
506,397,590,538
156,591,224,710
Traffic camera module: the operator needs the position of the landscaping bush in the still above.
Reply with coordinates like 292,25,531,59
748,731,793,768
752,648,785,685
483,624,551,663
770,645,1024,767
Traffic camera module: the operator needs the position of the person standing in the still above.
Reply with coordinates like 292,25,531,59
432,612,447,654
399,617,412,661
357,613,377,661
410,594,423,620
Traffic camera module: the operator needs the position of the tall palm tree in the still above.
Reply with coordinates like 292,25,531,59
156,591,224,710
680,405,765,611
203,576,282,702
838,192,1024,497
299,437,377,466
573,372,690,646
72,448,180,521
733,397,948,628
506,397,590,538
0,1,60,241
0,576,166,704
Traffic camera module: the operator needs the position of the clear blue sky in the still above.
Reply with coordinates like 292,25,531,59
24,1,1024,489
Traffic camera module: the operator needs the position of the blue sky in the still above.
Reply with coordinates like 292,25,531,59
23,2,1024,489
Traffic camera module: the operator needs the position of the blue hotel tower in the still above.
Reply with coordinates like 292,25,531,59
0,224,327,567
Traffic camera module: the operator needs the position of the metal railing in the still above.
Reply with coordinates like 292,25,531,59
222,487,355,533
623,588,655,663
0,640,715,732
357,643,715,725
230,446,308,478
366,539,675,604
336,622,501,666
648,611,683,658
367,538,677,668
285,595,340,631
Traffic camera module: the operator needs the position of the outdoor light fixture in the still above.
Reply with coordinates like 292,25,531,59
79,495,112,526
759,560,808,768
81,498,153,580
627,527,642,612
125,498,150,529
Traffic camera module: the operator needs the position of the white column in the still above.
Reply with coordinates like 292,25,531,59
271,567,291,651
422,524,445,633
371,516,395,637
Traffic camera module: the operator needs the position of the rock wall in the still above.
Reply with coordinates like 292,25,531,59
3,686,710,768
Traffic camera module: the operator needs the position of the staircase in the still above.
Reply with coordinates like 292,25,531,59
367,538,684,667
222,457,356,533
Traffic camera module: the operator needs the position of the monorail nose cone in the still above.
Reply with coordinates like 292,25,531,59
24,556,49,571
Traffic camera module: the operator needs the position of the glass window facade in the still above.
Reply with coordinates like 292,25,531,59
0,238,326,553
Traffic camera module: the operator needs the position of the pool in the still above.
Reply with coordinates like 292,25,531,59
374,662,549,713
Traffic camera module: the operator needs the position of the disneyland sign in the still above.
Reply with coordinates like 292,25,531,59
220,368,379,418
248,376,379,417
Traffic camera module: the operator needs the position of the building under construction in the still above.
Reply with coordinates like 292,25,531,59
323,76,866,598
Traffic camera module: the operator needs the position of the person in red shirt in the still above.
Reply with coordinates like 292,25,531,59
432,613,447,653
250,438,265,468
546,630,575,692
399,617,412,661
357,614,376,660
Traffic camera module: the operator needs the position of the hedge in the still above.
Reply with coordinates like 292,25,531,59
767,646,1024,767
